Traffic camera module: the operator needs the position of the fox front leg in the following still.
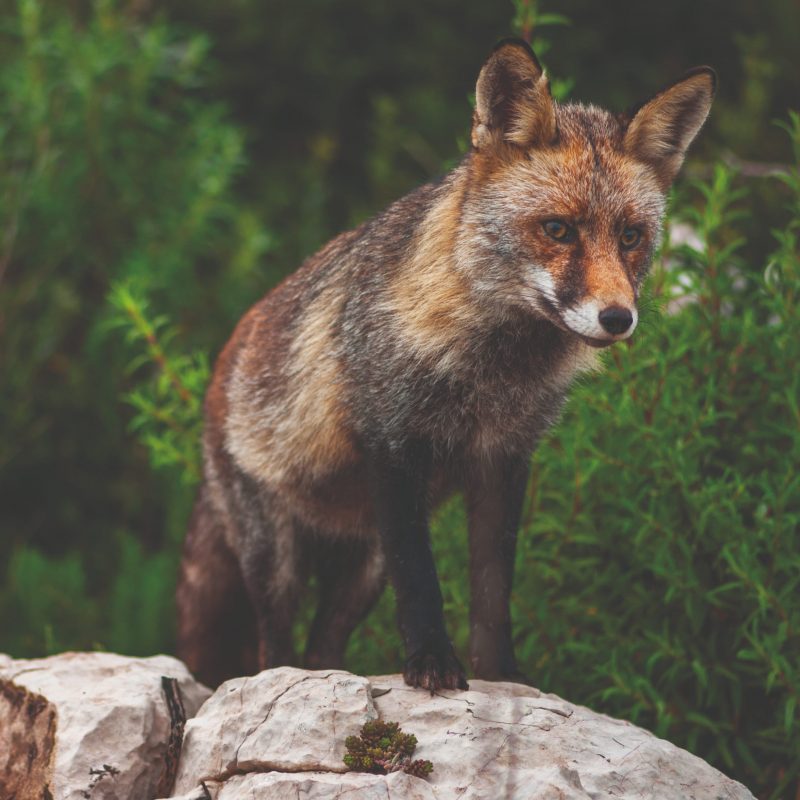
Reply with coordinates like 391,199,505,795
466,454,532,683
367,441,468,692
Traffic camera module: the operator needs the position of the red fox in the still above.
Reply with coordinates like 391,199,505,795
176,39,715,691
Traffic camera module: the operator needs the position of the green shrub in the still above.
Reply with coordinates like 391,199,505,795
0,547,97,655
0,0,269,653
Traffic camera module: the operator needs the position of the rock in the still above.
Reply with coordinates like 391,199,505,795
0,654,755,800
0,679,57,800
0,651,211,800
369,675,751,799
167,670,755,800
172,668,375,792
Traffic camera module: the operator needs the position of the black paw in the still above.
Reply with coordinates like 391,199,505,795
403,642,469,693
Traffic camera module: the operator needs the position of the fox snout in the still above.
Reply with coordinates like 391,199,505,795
530,254,640,346
526,261,640,346
561,298,638,347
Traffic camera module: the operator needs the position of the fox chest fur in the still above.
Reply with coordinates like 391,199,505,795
178,38,714,691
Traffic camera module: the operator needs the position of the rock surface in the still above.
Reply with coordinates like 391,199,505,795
0,651,211,800
172,668,373,791
167,668,755,800
170,771,435,800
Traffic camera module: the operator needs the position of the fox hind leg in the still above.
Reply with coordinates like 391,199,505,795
304,535,386,670
231,471,310,669
176,483,258,687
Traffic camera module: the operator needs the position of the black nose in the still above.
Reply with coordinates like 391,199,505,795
598,306,633,335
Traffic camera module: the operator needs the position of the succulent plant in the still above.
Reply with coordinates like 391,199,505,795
343,720,433,778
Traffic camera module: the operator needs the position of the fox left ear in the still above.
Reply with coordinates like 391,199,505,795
624,67,716,188
472,38,557,153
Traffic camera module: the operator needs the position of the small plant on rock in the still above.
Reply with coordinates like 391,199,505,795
343,720,434,779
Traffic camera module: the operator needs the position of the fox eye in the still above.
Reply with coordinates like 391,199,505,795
543,220,575,242
620,227,641,249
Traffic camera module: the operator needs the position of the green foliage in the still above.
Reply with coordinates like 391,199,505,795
510,0,574,100
0,0,268,656
108,282,209,484
0,0,267,508
0,548,97,655
343,720,433,778
106,532,178,655
0,532,178,657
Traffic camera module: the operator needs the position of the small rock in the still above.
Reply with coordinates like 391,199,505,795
0,680,57,800
0,651,211,800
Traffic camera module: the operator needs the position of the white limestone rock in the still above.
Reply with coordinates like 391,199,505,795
0,651,211,800
369,674,753,799
172,667,375,793
0,653,753,800
168,670,755,800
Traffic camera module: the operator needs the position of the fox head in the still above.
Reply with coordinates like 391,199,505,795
460,39,715,347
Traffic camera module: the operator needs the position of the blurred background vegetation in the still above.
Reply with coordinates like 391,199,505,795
1,0,798,796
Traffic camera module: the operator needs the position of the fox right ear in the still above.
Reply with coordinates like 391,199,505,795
472,39,556,152
624,67,716,188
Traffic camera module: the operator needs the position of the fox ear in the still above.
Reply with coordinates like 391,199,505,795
624,67,716,187
472,38,556,152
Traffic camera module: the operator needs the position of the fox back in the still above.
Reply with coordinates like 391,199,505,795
177,39,715,690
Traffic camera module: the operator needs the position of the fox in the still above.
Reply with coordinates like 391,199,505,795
175,39,715,692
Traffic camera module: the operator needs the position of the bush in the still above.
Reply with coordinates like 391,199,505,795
0,0,269,651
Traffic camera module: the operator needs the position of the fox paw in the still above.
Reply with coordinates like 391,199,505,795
403,643,469,693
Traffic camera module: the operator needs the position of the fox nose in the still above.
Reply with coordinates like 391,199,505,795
598,306,634,335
